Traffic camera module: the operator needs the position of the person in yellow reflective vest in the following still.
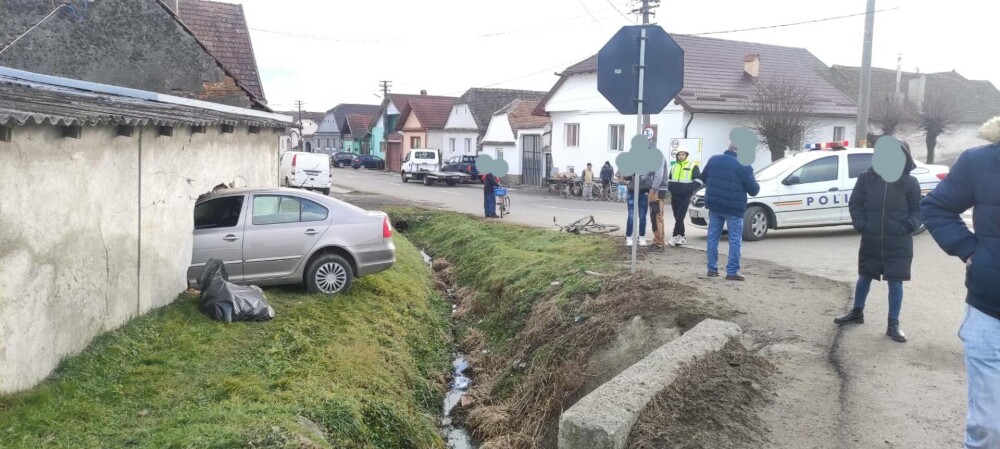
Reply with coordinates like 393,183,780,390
667,148,703,247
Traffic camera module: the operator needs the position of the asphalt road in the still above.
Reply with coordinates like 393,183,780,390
331,167,969,448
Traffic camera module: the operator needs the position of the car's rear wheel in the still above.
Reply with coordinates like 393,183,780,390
743,206,769,241
335,162,343,168
320,188,330,196
306,254,353,295
401,171,408,182
423,176,433,186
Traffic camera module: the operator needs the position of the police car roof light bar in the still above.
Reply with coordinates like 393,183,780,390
804,140,850,151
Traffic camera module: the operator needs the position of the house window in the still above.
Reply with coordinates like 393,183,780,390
465,138,472,152
565,123,580,147
496,148,504,161
450,138,456,152
608,125,625,151
833,126,846,142
410,136,422,148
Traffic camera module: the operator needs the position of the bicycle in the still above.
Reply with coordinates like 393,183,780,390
495,185,511,218
553,215,620,234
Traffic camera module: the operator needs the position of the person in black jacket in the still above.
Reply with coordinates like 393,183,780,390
483,173,500,218
600,161,614,191
835,142,921,343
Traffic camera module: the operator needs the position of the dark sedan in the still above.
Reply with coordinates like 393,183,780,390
442,155,480,181
352,155,386,170
333,152,356,168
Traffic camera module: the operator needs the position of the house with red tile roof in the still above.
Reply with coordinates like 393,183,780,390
442,88,546,158
394,94,457,160
480,99,552,185
341,113,375,154
534,35,859,173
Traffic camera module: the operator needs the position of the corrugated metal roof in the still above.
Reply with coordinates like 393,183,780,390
0,71,289,128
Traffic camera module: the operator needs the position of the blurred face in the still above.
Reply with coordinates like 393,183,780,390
676,153,688,162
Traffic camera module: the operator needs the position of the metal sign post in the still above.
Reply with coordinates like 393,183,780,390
630,28,647,274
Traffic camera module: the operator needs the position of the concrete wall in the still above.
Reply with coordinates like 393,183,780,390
0,0,254,108
0,123,279,393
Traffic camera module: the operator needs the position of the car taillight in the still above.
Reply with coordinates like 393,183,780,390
383,216,393,238
936,173,947,181
467,164,472,171
291,154,297,174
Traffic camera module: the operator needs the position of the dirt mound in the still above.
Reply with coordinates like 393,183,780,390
627,342,777,449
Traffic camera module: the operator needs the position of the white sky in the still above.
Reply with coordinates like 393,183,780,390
232,0,998,112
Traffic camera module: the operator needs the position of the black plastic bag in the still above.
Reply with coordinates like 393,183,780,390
198,259,276,323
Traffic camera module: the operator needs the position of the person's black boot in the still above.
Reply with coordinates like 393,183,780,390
834,307,865,325
887,320,908,343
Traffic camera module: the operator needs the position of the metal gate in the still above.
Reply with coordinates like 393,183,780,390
521,134,543,186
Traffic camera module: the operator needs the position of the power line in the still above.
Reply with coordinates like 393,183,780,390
476,8,615,37
575,0,606,30
602,0,635,24
443,55,594,96
679,6,900,36
248,27,399,44
0,4,68,56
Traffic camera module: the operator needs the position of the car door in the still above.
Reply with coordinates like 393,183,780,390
189,194,247,284
776,155,843,227
242,194,330,281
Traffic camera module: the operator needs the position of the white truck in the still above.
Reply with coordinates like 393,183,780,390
400,149,470,186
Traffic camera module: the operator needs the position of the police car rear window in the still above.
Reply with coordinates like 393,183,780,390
848,153,872,178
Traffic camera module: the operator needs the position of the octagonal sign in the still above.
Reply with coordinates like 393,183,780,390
597,25,684,115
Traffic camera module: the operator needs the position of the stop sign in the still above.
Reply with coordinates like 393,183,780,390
597,25,684,115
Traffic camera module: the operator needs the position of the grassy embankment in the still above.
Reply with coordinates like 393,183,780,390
395,209,728,449
0,237,450,449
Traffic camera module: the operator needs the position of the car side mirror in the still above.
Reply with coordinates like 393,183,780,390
783,176,801,186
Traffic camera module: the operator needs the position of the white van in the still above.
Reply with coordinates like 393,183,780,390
279,151,332,195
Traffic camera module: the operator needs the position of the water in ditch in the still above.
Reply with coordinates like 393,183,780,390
422,250,476,449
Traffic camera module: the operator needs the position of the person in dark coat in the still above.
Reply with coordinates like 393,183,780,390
921,115,1000,448
483,173,500,218
600,161,614,190
701,145,760,281
835,142,921,343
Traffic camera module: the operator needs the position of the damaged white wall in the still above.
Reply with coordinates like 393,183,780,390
0,123,279,393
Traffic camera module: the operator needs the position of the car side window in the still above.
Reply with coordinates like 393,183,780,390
788,156,839,184
253,195,301,225
848,154,872,178
301,199,329,222
194,196,244,230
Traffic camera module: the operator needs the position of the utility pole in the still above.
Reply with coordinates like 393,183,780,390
632,0,659,142
855,0,876,148
379,80,392,170
294,100,306,150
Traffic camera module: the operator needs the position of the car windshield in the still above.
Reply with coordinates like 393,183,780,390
755,155,808,181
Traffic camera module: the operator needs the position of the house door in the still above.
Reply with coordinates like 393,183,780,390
387,141,402,172
521,134,543,186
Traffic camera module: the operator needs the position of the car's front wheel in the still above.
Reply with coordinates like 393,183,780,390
743,206,769,241
306,254,353,295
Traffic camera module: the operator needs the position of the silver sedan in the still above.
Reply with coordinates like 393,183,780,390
188,187,395,295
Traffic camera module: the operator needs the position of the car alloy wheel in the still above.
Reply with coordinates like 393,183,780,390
744,206,768,241
315,261,348,294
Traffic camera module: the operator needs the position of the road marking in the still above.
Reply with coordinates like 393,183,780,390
438,191,460,196
534,204,610,213
389,182,402,186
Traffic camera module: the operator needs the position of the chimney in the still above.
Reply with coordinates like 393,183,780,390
895,54,902,95
908,75,927,110
743,54,760,79
420,89,427,95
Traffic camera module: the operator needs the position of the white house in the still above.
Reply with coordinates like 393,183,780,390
480,99,552,185
443,88,546,158
535,35,859,174
278,111,321,154
830,65,1000,164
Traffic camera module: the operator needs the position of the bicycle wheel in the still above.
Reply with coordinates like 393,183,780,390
584,223,620,234
560,185,570,199
570,184,584,200
502,195,511,215
498,196,505,218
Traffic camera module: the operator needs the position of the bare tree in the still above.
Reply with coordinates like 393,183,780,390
917,90,960,164
748,78,820,162
871,94,907,136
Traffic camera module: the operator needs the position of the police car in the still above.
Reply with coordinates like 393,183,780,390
687,141,950,241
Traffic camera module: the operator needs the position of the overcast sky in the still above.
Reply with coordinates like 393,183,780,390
232,0,998,113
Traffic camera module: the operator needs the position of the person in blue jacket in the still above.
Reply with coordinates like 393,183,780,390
483,173,501,218
921,116,1000,449
700,144,760,281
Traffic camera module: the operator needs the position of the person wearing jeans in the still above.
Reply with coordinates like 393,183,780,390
834,142,921,343
922,116,1000,448
700,145,759,280
706,211,743,277
623,164,663,247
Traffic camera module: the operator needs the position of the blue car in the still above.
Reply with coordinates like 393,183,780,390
352,155,386,170
442,155,480,182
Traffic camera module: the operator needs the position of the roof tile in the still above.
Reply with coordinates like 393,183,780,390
177,0,265,102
